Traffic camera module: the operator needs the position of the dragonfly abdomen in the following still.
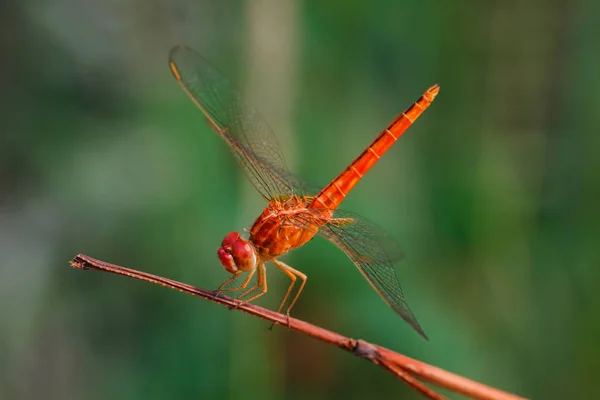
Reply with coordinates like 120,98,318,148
310,85,439,210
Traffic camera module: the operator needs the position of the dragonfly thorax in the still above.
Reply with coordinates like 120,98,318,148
217,232,258,273
248,197,323,260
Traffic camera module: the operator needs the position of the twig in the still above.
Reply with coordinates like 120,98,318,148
70,254,527,400
378,356,447,400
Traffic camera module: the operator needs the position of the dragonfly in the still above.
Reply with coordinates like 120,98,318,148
169,46,438,339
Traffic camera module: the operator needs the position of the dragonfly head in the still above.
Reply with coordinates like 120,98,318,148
217,232,258,273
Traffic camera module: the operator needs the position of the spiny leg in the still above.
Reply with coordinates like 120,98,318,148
228,275,262,310
234,276,262,302
215,270,257,307
218,268,256,293
216,271,242,292
213,271,242,299
235,262,268,304
271,259,297,314
272,259,307,317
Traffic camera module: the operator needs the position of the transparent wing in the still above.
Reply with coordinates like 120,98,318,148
169,45,311,200
291,208,426,339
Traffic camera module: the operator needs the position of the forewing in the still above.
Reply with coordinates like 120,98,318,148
169,45,307,200
312,209,427,339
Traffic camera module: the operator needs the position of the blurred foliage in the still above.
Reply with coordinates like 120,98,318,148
1,0,599,399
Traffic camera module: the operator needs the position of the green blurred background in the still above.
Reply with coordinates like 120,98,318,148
1,0,599,399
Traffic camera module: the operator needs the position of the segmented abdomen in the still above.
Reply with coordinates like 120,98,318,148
310,85,439,210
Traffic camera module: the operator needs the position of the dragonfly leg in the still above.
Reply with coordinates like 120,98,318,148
214,271,242,299
217,268,256,293
235,262,268,304
271,259,297,314
272,259,306,316
216,271,241,291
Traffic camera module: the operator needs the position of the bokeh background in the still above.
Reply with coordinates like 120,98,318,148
1,0,599,399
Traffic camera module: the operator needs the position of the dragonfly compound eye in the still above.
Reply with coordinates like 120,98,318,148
232,239,257,272
217,247,238,273
221,232,241,247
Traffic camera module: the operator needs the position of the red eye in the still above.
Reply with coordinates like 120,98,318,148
232,239,252,260
221,232,240,247
217,248,238,273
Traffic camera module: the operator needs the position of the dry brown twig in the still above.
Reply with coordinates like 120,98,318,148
70,253,527,400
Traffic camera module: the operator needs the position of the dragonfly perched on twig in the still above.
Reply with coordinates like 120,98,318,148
169,46,438,339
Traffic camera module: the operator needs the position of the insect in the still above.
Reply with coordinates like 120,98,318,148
169,46,438,339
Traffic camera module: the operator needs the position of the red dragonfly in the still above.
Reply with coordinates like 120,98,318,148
169,46,438,339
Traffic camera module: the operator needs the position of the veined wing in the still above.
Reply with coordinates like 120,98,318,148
297,208,427,339
169,45,308,200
